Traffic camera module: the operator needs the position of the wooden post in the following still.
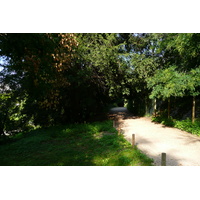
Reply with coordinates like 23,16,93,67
132,134,135,147
113,116,119,128
113,120,116,128
161,153,166,166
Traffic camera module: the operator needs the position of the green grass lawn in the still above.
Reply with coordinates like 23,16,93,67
0,120,153,166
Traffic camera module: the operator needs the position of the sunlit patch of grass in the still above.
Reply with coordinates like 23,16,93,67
94,146,153,166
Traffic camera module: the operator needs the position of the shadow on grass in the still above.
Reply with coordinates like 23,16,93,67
0,121,153,166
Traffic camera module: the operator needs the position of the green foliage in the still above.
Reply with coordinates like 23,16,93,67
0,33,123,127
0,91,32,135
1,33,200,132
77,33,128,99
0,120,153,166
152,116,200,136
147,33,200,104
174,119,200,136
131,54,158,80
188,66,200,96
147,66,188,100
124,34,161,116
152,115,175,127
174,34,200,69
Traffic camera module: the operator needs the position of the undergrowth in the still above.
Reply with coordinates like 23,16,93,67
174,119,200,136
152,115,175,127
152,116,200,136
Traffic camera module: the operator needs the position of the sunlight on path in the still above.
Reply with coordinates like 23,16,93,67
120,116,200,166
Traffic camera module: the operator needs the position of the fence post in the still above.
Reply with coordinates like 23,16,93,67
161,153,166,166
132,134,135,147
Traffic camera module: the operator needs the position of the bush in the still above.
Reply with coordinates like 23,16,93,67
152,115,175,127
152,115,200,136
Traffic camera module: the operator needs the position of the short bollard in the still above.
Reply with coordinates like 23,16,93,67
113,120,116,128
132,134,135,147
161,153,166,166
113,119,118,128
118,128,121,135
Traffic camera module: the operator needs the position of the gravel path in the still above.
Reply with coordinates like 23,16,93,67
110,107,200,166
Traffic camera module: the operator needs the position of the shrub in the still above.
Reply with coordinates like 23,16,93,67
152,115,200,136
174,119,200,136
152,115,175,127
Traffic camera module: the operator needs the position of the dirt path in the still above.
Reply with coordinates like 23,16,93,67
109,107,200,166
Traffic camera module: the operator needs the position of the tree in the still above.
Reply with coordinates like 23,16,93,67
122,33,161,115
186,67,200,122
0,33,128,128
147,66,188,118
0,85,27,135
1,33,200,131
77,33,127,98
0,33,80,126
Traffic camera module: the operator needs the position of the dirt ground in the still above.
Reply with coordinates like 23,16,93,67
109,107,200,166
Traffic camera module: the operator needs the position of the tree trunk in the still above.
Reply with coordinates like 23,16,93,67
192,96,196,123
168,98,170,119
0,126,5,136
145,96,148,116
